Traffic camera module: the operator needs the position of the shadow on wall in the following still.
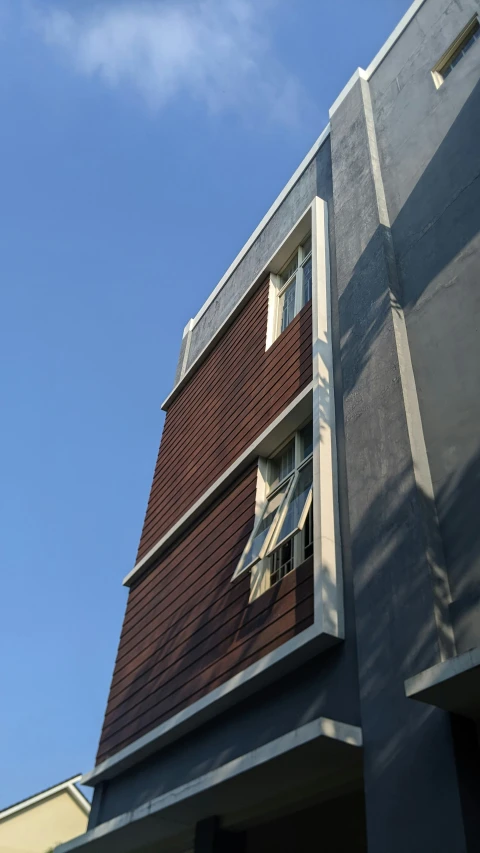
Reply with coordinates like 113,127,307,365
338,72,480,638
391,75,480,622
341,74,480,395
330,71,480,814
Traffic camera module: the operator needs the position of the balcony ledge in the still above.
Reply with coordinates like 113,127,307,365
405,646,480,718
55,717,362,853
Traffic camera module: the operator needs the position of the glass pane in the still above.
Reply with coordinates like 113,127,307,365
443,21,479,77
270,538,293,585
462,32,477,53
280,281,296,332
302,235,312,257
302,256,312,305
281,253,298,285
269,439,295,490
300,421,313,460
303,504,313,560
274,460,313,546
242,483,289,568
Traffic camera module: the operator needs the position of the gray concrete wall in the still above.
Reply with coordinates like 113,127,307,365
329,59,473,851
324,0,480,847
369,0,480,653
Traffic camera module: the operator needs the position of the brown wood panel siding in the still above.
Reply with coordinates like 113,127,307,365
95,284,314,764
96,464,314,763
136,282,312,562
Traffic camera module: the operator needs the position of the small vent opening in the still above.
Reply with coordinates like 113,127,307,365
433,16,480,87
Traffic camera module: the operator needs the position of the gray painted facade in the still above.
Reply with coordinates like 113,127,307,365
67,1,480,851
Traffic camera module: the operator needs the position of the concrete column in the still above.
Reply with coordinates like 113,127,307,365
330,72,478,852
194,817,245,853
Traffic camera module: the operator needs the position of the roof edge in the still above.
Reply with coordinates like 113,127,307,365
0,775,90,821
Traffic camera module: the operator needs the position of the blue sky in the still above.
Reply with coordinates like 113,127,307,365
0,0,412,808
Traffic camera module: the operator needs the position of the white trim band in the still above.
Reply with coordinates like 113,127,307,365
364,0,429,79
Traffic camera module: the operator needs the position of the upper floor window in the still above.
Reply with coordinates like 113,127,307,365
232,421,313,592
432,15,480,87
277,236,312,336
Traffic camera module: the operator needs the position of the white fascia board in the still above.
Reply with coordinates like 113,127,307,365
68,784,92,816
62,718,362,853
364,0,429,79
329,0,429,117
0,776,88,822
126,383,314,586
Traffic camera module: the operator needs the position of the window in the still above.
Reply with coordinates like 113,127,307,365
432,15,480,87
233,422,313,591
277,236,312,336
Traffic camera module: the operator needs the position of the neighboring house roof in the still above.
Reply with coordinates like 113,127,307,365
0,775,91,822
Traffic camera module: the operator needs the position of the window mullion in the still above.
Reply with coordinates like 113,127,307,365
297,487,313,531
293,531,301,568
295,431,301,468
295,269,302,316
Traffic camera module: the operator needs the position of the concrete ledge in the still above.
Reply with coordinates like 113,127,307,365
58,718,362,853
405,647,480,718
82,624,340,787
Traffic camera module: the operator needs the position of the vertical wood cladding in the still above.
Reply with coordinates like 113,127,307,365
97,464,314,763
96,283,313,763
136,281,312,562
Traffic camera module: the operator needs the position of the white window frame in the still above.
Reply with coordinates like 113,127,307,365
432,14,480,88
266,236,312,350
232,423,313,598
265,433,313,554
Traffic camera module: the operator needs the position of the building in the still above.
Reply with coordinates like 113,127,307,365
0,776,90,853
57,0,480,850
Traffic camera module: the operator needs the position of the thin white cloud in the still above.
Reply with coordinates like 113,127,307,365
34,0,306,121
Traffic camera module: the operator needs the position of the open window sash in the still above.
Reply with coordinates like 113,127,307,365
232,475,295,579
266,460,313,555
